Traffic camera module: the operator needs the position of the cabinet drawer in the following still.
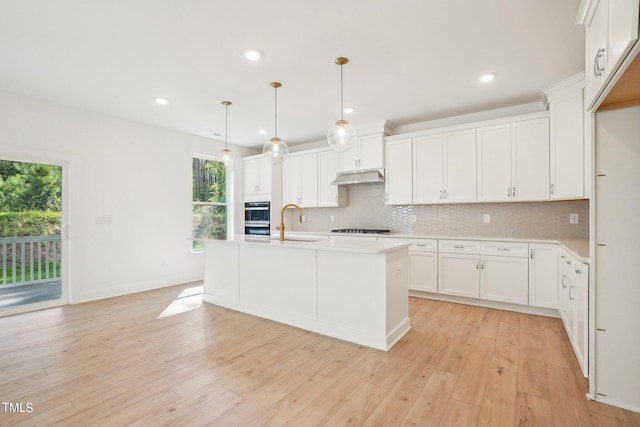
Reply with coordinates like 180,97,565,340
481,241,528,258
409,239,438,252
439,240,481,254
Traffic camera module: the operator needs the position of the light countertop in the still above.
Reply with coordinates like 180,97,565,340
205,235,411,254
276,231,590,262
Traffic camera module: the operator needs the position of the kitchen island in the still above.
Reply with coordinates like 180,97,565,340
203,235,410,351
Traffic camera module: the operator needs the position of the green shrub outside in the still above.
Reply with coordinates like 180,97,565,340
0,211,61,237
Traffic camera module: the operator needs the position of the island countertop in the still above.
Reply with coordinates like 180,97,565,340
206,234,411,254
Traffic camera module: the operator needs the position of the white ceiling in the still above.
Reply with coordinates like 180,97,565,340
0,0,584,148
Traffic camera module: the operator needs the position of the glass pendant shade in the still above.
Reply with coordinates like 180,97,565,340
221,148,234,171
262,137,289,164
327,119,356,152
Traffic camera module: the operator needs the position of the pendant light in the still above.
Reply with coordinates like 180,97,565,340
262,82,289,164
327,57,357,152
220,100,234,171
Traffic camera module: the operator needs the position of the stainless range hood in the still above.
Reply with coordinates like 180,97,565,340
331,168,385,186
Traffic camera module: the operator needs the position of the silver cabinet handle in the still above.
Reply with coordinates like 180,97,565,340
335,195,338,204
385,193,388,202
569,286,575,301
443,189,447,199
575,269,583,275
439,190,443,200
562,275,568,288
560,255,566,259
594,47,606,76
476,261,479,270
416,244,427,247
512,187,516,197
497,248,510,251
453,245,465,249
566,260,572,265
481,261,484,270
530,249,534,259
507,187,512,198
550,183,555,195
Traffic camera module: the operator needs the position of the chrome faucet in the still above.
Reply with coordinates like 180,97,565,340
277,203,303,241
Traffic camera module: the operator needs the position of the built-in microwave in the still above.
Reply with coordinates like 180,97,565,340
244,201,270,235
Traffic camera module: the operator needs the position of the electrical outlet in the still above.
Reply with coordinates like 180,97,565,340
330,215,335,223
483,214,490,224
411,215,417,223
570,213,579,224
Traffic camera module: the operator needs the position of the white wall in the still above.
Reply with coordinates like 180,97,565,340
0,90,253,303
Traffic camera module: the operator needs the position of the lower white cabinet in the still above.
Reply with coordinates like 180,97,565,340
408,240,438,293
529,243,559,308
558,248,589,377
438,240,481,298
480,255,529,305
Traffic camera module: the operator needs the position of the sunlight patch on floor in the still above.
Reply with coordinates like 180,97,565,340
157,285,204,319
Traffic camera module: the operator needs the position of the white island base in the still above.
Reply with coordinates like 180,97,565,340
203,236,410,351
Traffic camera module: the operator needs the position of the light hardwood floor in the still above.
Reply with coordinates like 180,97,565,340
1,282,638,426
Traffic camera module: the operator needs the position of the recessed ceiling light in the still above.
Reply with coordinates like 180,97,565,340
344,107,355,114
244,49,262,61
480,73,496,83
258,129,268,135
155,97,169,105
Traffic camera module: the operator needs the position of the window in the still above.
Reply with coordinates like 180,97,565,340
192,156,227,250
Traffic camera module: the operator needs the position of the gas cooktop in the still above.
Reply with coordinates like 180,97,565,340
331,228,391,234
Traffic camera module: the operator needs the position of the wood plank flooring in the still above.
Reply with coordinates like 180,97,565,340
0,282,638,426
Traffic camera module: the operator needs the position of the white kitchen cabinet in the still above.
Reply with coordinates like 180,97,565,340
244,155,272,199
438,240,481,298
480,255,529,305
443,129,477,202
413,134,444,204
547,78,586,200
479,241,529,305
317,149,346,207
282,152,318,208
583,0,639,107
477,118,549,202
408,240,438,293
338,133,385,172
573,260,589,377
412,130,476,204
528,243,559,309
385,139,413,204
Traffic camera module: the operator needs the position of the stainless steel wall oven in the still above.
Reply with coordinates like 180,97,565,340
244,201,270,235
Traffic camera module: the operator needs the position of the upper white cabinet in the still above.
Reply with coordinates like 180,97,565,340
385,139,413,204
338,133,385,172
581,0,639,107
282,152,318,208
244,155,272,199
317,150,347,207
413,134,444,204
477,118,550,202
412,130,477,204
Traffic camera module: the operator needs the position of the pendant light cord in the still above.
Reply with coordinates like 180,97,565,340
340,63,344,121
224,103,228,149
274,86,278,139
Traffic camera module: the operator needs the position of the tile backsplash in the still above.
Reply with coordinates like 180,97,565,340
289,183,589,238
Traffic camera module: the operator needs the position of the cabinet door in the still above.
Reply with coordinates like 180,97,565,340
258,156,272,194
244,158,260,195
608,0,639,81
282,156,300,205
409,251,437,293
443,129,477,202
480,255,529,305
338,144,358,172
385,139,413,204
528,244,558,309
550,91,584,199
587,0,609,102
318,150,345,207
359,134,384,170
511,118,550,201
438,253,480,298
413,134,444,204
299,154,318,207
477,124,512,202
573,262,589,377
